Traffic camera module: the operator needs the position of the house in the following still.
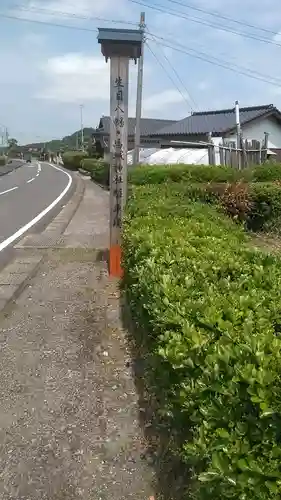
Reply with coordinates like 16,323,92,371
93,116,177,160
149,104,281,159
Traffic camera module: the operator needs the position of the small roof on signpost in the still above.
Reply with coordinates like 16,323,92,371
97,28,143,61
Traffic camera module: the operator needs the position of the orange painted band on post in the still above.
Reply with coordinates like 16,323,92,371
109,245,123,278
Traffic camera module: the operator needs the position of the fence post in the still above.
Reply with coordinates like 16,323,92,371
262,132,269,163
258,141,262,165
219,143,224,165
208,132,215,165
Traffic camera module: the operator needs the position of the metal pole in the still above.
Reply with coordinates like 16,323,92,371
235,100,241,169
133,12,145,166
80,104,84,151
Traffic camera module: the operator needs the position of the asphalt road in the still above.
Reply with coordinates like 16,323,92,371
0,161,73,267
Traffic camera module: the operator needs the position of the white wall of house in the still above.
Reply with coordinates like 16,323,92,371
226,116,281,148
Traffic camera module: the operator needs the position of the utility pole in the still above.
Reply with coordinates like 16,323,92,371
80,104,84,151
0,128,4,156
235,100,241,169
133,12,145,165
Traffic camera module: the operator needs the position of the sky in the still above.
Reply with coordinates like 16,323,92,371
0,0,281,143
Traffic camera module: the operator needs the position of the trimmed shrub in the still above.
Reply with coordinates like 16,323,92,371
128,163,254,186
182,181,281,231
81,158,110,187
253,164,281,182
123,183,281,500
184,182,252,222
62,151,88,170
0,156,7,166
128,163,281,187
248,182,281,232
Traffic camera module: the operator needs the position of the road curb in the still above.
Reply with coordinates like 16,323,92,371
0,162,24,177
15,173,85,249
0,254,43,314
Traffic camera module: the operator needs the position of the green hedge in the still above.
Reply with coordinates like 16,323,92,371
128,163,281,186
123,183,281,500
128,163,248,185
180,182,281,232
248,183,281,231
253,164,281,182
0,156,7,166
81,158,109,186
62,151,88,170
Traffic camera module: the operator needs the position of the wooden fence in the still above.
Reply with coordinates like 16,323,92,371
218,140,267,168
208,132,270,168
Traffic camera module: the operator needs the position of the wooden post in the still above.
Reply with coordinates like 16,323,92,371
222,138,226,166
207,132,215,165
225,142,230,166
235,100,241,170
219,143,224,166
240,132,248,169
109,56,129,278
262,132,269,163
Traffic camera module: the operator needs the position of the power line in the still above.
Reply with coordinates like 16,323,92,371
163,0,278,36
11,0,278,38
3,5,281,90
146,41,194,112
128,0,281,49
0,10,136,32
146,26,198,110
147,37,281,88
146,31,214,135
0,11,99,32
12,4,138,26
6,1,280,50
149,32,281,85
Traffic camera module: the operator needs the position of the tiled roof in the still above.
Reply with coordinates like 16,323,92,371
151,104,280,137
96,116,177,137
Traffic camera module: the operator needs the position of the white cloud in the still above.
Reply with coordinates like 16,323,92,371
142,89,192,112
38,53,110,102
38,52,145,106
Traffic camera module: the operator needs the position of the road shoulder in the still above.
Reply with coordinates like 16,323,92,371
0,179,155,499
0,172,84,312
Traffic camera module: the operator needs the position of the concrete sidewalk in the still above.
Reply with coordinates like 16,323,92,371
0,179,154,499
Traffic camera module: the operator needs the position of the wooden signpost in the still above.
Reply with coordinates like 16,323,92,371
109,57,129,277
98,28,142,277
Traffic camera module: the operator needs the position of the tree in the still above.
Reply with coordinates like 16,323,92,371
8,138,18,150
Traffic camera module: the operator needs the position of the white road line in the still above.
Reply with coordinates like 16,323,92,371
0,164,72,252
27,178,35,183
36,173,39,177
0,186,18,196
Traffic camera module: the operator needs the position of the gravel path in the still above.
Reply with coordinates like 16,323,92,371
0,181,155,500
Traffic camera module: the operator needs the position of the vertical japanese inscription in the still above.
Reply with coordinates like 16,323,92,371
112,74,124,229
109,57,129,246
